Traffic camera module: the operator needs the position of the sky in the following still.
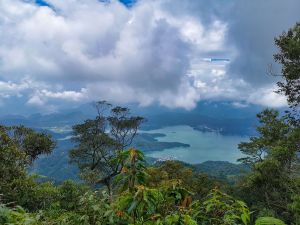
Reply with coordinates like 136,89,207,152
0,0,299,114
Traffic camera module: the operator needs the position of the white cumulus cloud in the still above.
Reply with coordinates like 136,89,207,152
0,0,293,113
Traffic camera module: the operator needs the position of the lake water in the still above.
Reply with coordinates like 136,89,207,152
144,125,248,164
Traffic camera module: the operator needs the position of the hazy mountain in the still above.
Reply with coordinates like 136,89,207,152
0,101,265,136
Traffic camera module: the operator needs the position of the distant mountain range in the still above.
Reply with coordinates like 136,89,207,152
31,134,249,183
6,100,264,183
0,100,265,136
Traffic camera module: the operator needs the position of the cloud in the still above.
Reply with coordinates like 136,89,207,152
247,86,287,108
27,94,45,106
27,88,88,107
227,0,300,86
40,89,88,101
0,0,297,113
232,102,249,109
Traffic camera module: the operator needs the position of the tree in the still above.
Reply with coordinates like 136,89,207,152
0,125,55,164
238,109,290,165
0,131,27,203
70,101,144,200
237,110,300,223
0,125,56,209
274,22,300,123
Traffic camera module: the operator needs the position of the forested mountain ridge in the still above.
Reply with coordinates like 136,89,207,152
30,129,246,183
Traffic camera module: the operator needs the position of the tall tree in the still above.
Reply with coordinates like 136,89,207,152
274,22,300,123
237,110,300,223
69,101,144,200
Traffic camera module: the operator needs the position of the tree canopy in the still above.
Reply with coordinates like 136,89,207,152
274,23,300,123
70,101,144,199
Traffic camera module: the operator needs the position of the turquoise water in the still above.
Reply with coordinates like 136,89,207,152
145,125,248,164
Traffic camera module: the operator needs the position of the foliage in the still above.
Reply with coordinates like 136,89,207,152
274,22,300,123
113,149,250,225
115,148,148,193
236,109,300,223
58,180,90,211
147,161,220,200
115,186,164,224
238,109,290,165
15,176,59,212
0,131,27,204
163,214,197,225
0,204,37,225
0,125,55,164
0,132,287,225
35,191,114,225
0,127,56,210
73,190,115,224
191,188,250,225
289,193,300,224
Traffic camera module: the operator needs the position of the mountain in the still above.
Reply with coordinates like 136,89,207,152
5,100,260,183
193,161,250,180
30,132,191,183
0,100,264,136
0,111,88,128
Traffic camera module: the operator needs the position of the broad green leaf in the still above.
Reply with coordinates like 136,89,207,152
255,217,286,225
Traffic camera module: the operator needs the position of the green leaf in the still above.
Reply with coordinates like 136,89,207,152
128,200,138,214
241,213,249,225
255,217,286,225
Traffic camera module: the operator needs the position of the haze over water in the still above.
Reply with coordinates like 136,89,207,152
145,125,248,164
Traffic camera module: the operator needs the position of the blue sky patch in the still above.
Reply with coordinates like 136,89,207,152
119,0,137,7
35,0,51,7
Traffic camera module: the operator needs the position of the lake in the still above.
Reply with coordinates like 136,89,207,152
144,125,248,164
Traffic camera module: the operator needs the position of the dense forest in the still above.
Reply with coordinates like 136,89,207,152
0,23,300,225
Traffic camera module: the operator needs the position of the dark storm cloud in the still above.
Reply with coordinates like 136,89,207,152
161,0,300,86
227,0,300,86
